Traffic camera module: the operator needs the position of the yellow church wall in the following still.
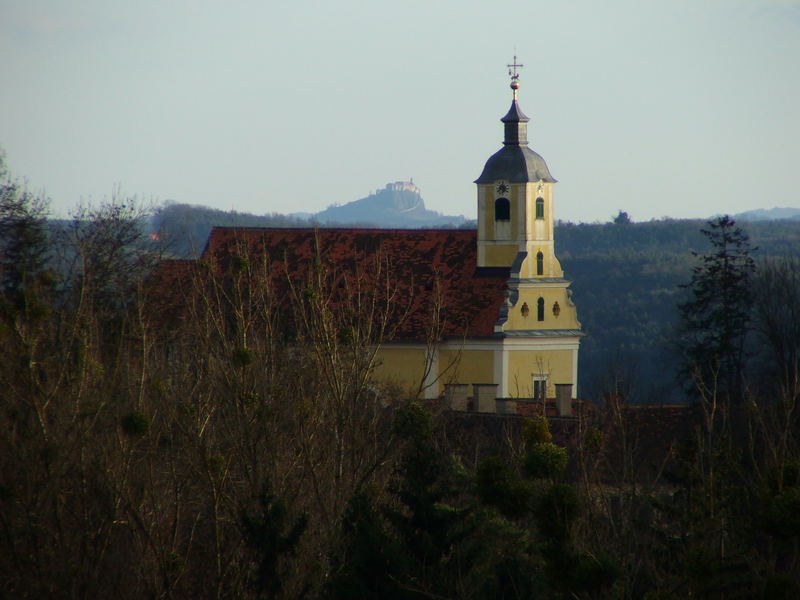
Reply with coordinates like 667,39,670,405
478,183,524,245
483,244,520,267
504,287,580,330
372,346,498,399
524,182,554,242
372,346,429,396
510,183,522,238
506,349,575,398
521,246,564,279
477,186,492,240
548,253,565,278
438,348,495,396
372,342,578,400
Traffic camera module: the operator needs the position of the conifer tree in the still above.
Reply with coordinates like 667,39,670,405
678,215,756,401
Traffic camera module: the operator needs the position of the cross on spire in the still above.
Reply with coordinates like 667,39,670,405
507,54,523,99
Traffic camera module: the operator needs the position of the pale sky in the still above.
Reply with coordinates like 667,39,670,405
1,0,798,223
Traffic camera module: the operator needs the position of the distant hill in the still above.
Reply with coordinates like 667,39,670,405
308,181,467,227
733,207,800,221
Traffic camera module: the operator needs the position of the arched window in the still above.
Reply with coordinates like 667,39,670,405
537,297,545,321
536,251,544,275
494,197,510,221
535,197,544,219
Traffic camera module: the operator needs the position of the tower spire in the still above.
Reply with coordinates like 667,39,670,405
507,54,523,100
475,55,555,183
501,55,529,146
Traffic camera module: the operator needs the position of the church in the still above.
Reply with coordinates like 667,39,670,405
159,62,582,414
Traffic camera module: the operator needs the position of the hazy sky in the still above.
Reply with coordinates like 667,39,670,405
1,0,798,223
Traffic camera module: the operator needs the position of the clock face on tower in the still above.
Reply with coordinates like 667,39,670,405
496,182,509,195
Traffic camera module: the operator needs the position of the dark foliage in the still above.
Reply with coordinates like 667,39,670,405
0,166,52,315
677,216,756,399
241,488,308,598
555,217,800,402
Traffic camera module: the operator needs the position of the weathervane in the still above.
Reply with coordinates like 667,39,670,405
507,54,523,99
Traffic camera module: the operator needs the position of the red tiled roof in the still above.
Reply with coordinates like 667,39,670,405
161,227,509,341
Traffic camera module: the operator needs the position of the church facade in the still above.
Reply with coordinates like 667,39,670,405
375,69,582,404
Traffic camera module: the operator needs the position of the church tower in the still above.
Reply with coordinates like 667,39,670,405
475,58,562,279
474,58,582,399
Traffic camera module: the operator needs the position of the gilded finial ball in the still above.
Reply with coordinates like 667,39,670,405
511,80,520,90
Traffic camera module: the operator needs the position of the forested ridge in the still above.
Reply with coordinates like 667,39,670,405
557,218,800,400
3,166,800,598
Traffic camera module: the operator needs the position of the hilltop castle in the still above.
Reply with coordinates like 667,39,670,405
384,180,420,195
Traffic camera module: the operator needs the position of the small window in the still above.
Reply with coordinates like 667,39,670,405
536,251,544,276
535,197,544,219
537,297,545,321
533,378,547,401
521,302,529,318
495,197,510,221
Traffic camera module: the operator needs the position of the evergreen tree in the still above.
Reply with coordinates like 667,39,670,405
678,215,756,401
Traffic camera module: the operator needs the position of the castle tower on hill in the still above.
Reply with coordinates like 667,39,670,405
385,180,419,194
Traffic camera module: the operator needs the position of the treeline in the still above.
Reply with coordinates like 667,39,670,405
151,203,314,257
